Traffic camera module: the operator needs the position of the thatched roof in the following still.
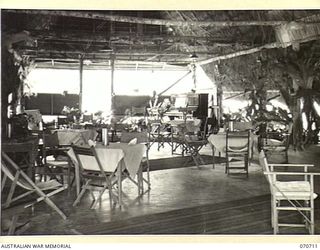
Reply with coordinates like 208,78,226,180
2,9,320,71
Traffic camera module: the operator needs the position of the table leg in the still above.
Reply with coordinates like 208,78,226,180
118,161,123,209
211,144,215,169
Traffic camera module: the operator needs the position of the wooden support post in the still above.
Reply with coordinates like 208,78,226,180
110,55,115,111
191,63,197,90
79,55,83,112
217,85,223,127
50,94,54,115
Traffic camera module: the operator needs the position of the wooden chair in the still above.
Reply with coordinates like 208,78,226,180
1,152,67,220
225,130,250,177
261,131,290,163
259,150,319,234
170,119,202,157
120,131,151,193
37,131,74,191
170,124,186,156
71,145,120,209
183,118,210,168
149,120,171,151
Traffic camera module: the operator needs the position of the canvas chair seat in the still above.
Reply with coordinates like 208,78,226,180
274,191,318,200
226,145,249,153
274,181,317,200
275,181,310,192
35,179,63,190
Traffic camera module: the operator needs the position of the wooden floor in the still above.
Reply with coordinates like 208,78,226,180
1,144,320,235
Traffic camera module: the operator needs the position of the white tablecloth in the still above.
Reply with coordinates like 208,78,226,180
68,143,145,177
54,129,97,146
208,133,258,157
107,143,146,177
67,147,123,173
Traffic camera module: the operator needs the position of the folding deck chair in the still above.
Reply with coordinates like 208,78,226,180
1,152,67,220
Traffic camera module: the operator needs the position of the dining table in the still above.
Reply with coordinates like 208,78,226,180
207,132,259,164
68,142,146,206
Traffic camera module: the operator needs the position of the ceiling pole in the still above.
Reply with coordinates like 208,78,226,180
79,54,84,112
158,70,191,96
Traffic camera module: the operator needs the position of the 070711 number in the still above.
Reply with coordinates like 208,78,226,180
300,244,318,248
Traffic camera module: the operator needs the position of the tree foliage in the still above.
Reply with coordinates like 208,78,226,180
213,40,320,149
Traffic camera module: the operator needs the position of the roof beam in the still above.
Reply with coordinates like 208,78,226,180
29,29,257,45
198,33,320,65
18,44,249,57
5,9,318,27
197,42,280,65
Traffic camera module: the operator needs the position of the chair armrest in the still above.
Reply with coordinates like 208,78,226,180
264,171,320,176
268,164,314,168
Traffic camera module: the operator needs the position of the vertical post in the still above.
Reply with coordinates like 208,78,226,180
79,55,84,112
50,94,54,115
191,63,197,90
110,54,115,111
217,85,222,128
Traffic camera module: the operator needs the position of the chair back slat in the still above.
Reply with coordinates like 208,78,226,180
226,130,250,152
233,121,253,131
71,145,102,173
120,131,149,144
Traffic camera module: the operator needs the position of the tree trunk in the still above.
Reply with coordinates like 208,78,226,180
290,98,304,150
